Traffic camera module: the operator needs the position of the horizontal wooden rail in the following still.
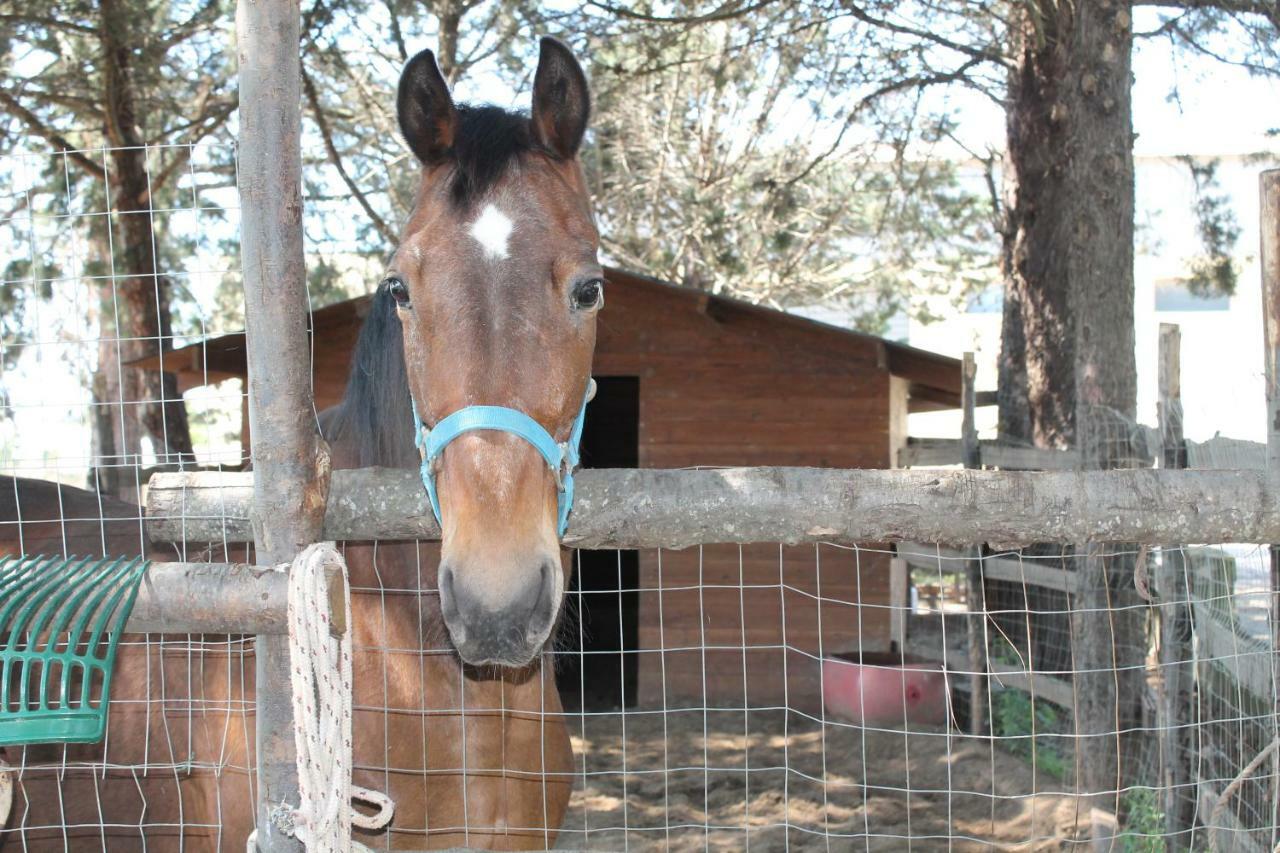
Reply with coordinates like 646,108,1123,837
897,542,1080,592
125,561,343,636
146,466,1280,549
897,437,1086,470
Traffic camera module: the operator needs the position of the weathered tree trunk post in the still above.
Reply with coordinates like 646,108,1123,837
1260,168,1280,849
236,2,330,850
961,353,988,736
999,1,1141,833
1156,323,1195,847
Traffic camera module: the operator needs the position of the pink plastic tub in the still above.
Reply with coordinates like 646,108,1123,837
821,652,949,727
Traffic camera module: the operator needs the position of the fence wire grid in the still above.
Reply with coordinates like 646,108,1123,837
1,144,1278,853
2,537,1277,850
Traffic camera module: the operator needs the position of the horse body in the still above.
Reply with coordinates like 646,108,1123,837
0,475,256,852
1,417,575,852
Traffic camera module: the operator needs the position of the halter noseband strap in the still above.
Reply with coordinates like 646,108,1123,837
411,379,595,538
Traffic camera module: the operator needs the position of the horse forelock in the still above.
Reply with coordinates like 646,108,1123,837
447,105,537,208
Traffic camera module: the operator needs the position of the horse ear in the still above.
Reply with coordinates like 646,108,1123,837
530,36,590,159
397,49,457,165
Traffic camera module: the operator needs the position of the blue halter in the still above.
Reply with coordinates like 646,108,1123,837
411,380,594,538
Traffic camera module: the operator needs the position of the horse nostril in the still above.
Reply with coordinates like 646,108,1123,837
528,561,559,633
437,565,464,640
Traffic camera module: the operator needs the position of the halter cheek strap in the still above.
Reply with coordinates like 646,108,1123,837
411,380,594,538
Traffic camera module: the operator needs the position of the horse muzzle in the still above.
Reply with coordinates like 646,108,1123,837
437,560,561,667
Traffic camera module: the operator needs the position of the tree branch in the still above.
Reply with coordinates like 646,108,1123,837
841,2,1011,68
149,101,237,192
381,0,408,61
585,0,780,25
785,57,987,189
300,66,399,245
0,90,105,177
0,13,97,35
1135,0,1278,16
154,0,223,52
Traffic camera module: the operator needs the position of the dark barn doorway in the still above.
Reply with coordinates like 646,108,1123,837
557,376,640,712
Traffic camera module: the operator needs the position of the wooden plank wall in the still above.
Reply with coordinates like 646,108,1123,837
595,277,895,711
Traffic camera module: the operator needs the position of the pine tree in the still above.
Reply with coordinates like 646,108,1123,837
0,0,235,495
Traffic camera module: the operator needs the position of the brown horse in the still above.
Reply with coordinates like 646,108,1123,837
3,36,598,852
321,37,599,848
0,475,258,852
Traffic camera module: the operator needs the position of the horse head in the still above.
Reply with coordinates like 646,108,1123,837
389,38,599,668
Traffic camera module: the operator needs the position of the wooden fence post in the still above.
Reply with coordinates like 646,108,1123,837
1156,323,1195,846
236,2,331,850
961,353,988,736
1260,168,1280,850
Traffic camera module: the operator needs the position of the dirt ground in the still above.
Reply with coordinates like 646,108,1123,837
554,709,1091,851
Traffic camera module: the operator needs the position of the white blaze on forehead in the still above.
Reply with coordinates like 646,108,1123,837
469,204,514,260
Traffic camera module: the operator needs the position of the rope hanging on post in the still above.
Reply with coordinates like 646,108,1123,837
247,543,393,852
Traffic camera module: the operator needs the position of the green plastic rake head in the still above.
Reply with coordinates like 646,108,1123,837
0,555,148,746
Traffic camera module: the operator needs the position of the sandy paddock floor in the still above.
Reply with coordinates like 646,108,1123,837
555,709,1091,851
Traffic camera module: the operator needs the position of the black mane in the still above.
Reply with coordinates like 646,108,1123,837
448,104,537,207
322,285,415,468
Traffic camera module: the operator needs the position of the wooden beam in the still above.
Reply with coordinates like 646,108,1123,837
889,557,908,651
961,354,980,469
897,542,1078,592
125,560,344,636
1159,324,1185,469
236,0,325,847
960,353,988,736
1157,323,1196,842
1260,167,1280,839
988,662,1075,709
148,466,1280,550
905,382,961,412
898,437,1085,470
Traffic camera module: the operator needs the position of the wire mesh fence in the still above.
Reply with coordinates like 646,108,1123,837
324,541,1276,850
1,142,1278,851
9,539,1273,849
0,143,246,508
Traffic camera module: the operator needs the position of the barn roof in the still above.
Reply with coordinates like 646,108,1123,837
133,266,962,410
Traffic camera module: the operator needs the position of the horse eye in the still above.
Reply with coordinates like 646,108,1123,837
384,276,410,307
571,278,604,311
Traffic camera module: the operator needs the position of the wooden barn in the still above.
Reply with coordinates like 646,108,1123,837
135,266,961,712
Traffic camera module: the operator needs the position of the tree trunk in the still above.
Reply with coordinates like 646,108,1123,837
98,0,194,472
90,278,142,502
999,0,1137,445
999,0,1143,827
435,0,464,83
997,238,1031,442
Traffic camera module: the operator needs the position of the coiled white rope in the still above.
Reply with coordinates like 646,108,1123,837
247,543,394,852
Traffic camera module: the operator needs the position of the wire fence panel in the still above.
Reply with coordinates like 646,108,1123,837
2,144,1278,851
1,144,257,851
1,144,246,503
